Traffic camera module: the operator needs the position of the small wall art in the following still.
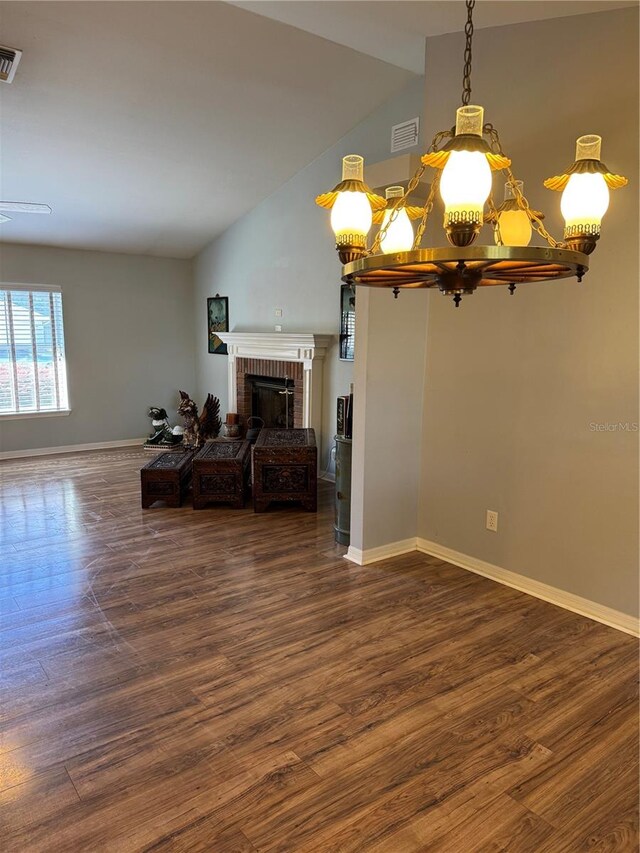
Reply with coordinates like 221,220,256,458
207,294,229,355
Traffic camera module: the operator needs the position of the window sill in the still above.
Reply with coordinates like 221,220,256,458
0,410,72,421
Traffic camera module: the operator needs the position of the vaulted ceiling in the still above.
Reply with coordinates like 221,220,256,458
229,1,636,74
0,1,634,258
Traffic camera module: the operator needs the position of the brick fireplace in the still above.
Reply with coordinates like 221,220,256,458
216,333,333,460
236,358,303,427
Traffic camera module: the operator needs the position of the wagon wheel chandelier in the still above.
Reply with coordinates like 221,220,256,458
315,0,628,307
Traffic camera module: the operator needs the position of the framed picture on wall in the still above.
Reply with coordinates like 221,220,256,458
339,284,355,361
207,295,229,355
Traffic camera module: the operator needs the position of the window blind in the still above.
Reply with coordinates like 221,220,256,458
0,288,69,415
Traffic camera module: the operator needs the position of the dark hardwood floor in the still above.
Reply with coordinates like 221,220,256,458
0,448,638,852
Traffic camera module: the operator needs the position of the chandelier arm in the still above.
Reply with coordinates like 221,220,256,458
461,0,475,106
484,122,563,249
430,128,455,153
413,170,441,250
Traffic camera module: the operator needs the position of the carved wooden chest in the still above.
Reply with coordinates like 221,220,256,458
140,449,195,509
192,440,251,509
252,428,317,513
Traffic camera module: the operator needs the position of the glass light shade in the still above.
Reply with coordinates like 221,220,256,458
440,150,492,218
575,134,602,161
496,180,532,246
455,105,484,137
380,186,413,253
330,154,373,240
497,210,532,246
330,192,373,240
341,154,365,181
380,208,413,253
560,172,610,231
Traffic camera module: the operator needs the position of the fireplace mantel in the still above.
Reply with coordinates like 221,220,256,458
216,333,334,458
216,332,333,363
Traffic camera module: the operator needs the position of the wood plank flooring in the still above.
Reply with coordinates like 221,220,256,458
0,447,638,852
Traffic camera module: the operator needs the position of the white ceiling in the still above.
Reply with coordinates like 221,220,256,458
0,1,412,257
1,1,635,258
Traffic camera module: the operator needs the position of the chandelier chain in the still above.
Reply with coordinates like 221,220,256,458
461,0,475,106
413,171,440,250
484,123,563,249
368,162,426,254
368,129,453,255
411,130,451,249
487,193,503,246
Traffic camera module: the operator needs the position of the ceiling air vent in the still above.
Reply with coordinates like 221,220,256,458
0,46,22,84
390,116,420,153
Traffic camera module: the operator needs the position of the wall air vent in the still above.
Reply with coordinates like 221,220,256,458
390,116,420,153
0,46,22,83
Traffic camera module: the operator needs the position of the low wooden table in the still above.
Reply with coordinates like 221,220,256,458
192,440,251,509
140,449,195,508
252,428,317,513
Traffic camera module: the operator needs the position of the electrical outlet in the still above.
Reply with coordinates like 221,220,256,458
274,324,282,332
274,308,283,318
486,510,498,532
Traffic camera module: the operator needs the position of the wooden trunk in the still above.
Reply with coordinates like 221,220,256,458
192,440,251,509
252,428,317,513
140,449,194,508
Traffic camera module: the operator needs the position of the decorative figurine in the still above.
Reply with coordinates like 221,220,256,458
177,391,222,447
144,406,184,450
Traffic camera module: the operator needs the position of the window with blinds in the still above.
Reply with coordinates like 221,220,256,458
0,286,69,416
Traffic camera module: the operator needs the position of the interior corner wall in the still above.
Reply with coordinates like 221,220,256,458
418,8,639,617
350,287,429,554
0,242,195,454
192,76,425,472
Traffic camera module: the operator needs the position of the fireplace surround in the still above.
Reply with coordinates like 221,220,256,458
238,362,301,427
216,333,333,459
246,374,295,429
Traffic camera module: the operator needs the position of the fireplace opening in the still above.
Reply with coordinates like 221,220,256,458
247,374,295,428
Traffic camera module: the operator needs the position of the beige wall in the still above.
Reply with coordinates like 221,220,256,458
193,78,425,472
418,8,639,616
351,287,429,553
0,243,195,453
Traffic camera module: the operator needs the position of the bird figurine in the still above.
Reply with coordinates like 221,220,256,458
177,391,221,447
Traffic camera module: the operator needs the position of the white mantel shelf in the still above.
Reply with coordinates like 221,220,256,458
216,333,335,459
216,332,333,363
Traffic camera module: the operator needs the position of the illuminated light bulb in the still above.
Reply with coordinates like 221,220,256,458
380,186,414,254
496,180,532,247
440,150,492,220
561,172,609,231
330,191,373,241
497,210,532,246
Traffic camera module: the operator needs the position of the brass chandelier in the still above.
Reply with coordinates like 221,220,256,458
316,0,628,306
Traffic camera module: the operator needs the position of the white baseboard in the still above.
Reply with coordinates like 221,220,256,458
0,438,144,461
416,538,639,638
343,534,638,636
345,538,417,566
